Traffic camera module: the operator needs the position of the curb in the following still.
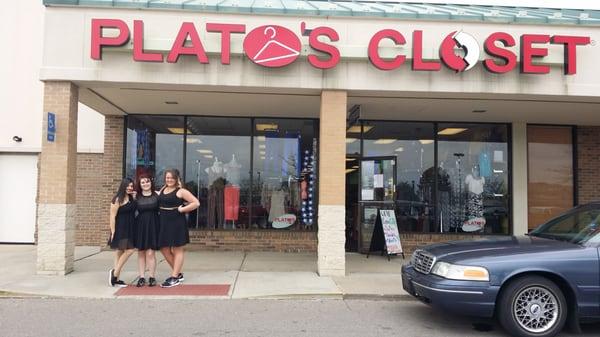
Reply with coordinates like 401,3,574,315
342,293,415,301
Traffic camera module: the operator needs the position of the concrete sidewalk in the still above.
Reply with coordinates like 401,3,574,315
0,245,410,300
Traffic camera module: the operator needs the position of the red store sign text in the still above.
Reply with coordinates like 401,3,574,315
91,19,590,75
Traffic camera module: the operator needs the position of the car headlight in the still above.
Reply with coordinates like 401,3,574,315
431,262,489,282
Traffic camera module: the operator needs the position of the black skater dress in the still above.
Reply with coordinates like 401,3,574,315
110,199,136,250
134,193,160,251
158,188,190,248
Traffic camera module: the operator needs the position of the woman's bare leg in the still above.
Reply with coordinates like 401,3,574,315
146,250,157,278
172,246,185,277
114,249,135,278
137,250,146,278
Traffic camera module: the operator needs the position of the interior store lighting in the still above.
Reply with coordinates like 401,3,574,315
259,144,266,149
438,128,468,135
395,147,404,152
346,138,357,143
203,155,213,159
346,158,356,161
373,139,397,144
419,139,434,145
346,125,373,134
345,168,357,174
186,138,202,144
257,136,266,142
197,149,213,154
255,123,278,131
167,128,191,134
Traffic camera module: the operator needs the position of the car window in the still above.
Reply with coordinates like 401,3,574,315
530,207,600,245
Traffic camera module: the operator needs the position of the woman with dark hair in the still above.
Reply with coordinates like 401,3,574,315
109,178,136,287
133,174,160,287
158,169,199,287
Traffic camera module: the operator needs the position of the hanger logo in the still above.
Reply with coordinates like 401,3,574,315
243,25,301,68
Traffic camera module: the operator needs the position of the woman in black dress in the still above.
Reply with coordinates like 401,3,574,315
109,178,136,287
158,169,199,288
133,174,160,287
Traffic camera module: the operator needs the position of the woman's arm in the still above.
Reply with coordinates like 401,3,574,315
177,189,200,213
109,202,119,239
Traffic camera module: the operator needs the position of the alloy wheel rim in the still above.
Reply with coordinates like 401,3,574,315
513,286,559,333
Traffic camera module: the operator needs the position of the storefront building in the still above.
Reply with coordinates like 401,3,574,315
36,1,600,276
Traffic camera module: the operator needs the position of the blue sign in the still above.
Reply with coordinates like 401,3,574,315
47,112,56,142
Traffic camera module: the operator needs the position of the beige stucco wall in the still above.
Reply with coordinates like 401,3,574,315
41,7,600,101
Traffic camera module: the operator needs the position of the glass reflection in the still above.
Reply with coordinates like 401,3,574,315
252,119,318,230
125,116,184,187
437,124,509,234
185,117,251,229
363,122,435,233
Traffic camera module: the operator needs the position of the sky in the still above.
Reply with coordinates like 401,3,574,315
375,1,600,10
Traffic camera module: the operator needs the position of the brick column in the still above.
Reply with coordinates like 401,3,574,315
577,126,600,204
37,82,78,275
317,91,347,277
75,116,123,245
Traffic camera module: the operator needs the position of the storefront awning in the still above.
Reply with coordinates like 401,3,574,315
43,0,600,26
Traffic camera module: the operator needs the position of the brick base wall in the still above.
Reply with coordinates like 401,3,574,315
400,233,486,256
577,127,600,204
189,230,318,252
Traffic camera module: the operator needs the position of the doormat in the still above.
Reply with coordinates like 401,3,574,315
115,284,230,296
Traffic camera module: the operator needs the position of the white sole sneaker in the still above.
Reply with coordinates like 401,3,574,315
109,269,114,287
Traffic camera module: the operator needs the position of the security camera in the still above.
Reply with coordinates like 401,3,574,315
12,136,23,142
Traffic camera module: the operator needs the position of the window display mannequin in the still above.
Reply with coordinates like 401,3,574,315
224,155,241,229
268,182,287,224
206,158,226,229
463,164,486,232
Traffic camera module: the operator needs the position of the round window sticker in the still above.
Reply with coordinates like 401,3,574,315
243,25,301,68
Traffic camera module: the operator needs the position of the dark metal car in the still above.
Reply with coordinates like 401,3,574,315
402,202,600,337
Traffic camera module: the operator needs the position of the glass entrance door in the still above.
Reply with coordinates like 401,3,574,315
358,156,396,252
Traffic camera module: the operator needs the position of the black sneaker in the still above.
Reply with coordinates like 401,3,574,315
109,269,115,287
114,279,128,288
178,273,184,282
160,277,180,288
148,277,157,287
136,277,146,287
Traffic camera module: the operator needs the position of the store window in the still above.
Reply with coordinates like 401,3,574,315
527,125,574,231
437,123,510,234
184,117,252,229
252,119,318,230
362,122,435,233
125,116,184,187
125,115,318,231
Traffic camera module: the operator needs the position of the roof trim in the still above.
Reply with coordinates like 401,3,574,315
42,1,600,26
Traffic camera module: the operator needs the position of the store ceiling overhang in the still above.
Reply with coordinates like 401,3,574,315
43,1,600,26
79,83,600,125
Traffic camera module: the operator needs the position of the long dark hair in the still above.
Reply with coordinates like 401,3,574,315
136,174,155,195
112,178,134,204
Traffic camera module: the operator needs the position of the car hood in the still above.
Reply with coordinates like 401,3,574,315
421,236,582,263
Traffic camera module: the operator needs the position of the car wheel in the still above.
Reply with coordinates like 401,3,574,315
498,276,567,337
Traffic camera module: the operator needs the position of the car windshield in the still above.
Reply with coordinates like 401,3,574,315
529,205,600,246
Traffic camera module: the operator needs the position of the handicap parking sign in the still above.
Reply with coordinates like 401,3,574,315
47,112,56,142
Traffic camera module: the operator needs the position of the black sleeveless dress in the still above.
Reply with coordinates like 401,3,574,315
158,188,190,247
134,193,160,251
110,199,136,250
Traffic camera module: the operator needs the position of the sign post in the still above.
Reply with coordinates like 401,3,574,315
47,112,56,142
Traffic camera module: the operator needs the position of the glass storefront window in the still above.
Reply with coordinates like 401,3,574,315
437,123,509,234
362,122,435,233
185,117,252,229
252,119,318,230
125,116,184,187
527,126,574,231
